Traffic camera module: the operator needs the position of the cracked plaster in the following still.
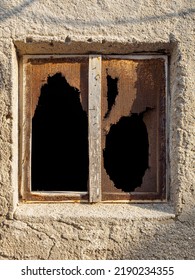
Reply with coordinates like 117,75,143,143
0,0,194,259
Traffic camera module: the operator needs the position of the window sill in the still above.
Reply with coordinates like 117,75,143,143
14,203,175,222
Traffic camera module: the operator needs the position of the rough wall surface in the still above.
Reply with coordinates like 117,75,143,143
0,0,195,259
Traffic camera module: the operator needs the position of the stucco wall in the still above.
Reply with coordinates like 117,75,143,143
0,0,195,259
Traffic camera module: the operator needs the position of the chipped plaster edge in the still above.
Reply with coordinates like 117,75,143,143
14,203,175,223
8,41,19,218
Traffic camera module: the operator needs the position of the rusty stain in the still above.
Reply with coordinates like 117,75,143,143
22,193,89,202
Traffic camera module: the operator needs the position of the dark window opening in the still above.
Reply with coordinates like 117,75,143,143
31,73,88,192
103,114,149,192
21,55,166,202
104,73,118,118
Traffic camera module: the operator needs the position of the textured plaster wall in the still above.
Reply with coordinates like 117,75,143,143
0,0,195,259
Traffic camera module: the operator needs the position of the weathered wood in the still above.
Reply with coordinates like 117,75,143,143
101,57,166,201
20,55,166,203
88,55,102,202
28,57,88,115
21,56,89,201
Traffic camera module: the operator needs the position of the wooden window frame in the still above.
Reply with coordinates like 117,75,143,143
19,54,168,203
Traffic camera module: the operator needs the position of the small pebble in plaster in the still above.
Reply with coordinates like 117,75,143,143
87,38,93,43
26,37,33,43
65,36,71,44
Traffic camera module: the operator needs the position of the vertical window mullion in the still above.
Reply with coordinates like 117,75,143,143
88,55,102,202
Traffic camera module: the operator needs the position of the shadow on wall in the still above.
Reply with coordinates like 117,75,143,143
123,208,195,259
0,0,37,22
0,205,194,259
0,0,195,27
41,8,195,27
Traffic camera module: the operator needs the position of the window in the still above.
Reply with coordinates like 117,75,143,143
20,55,167,202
